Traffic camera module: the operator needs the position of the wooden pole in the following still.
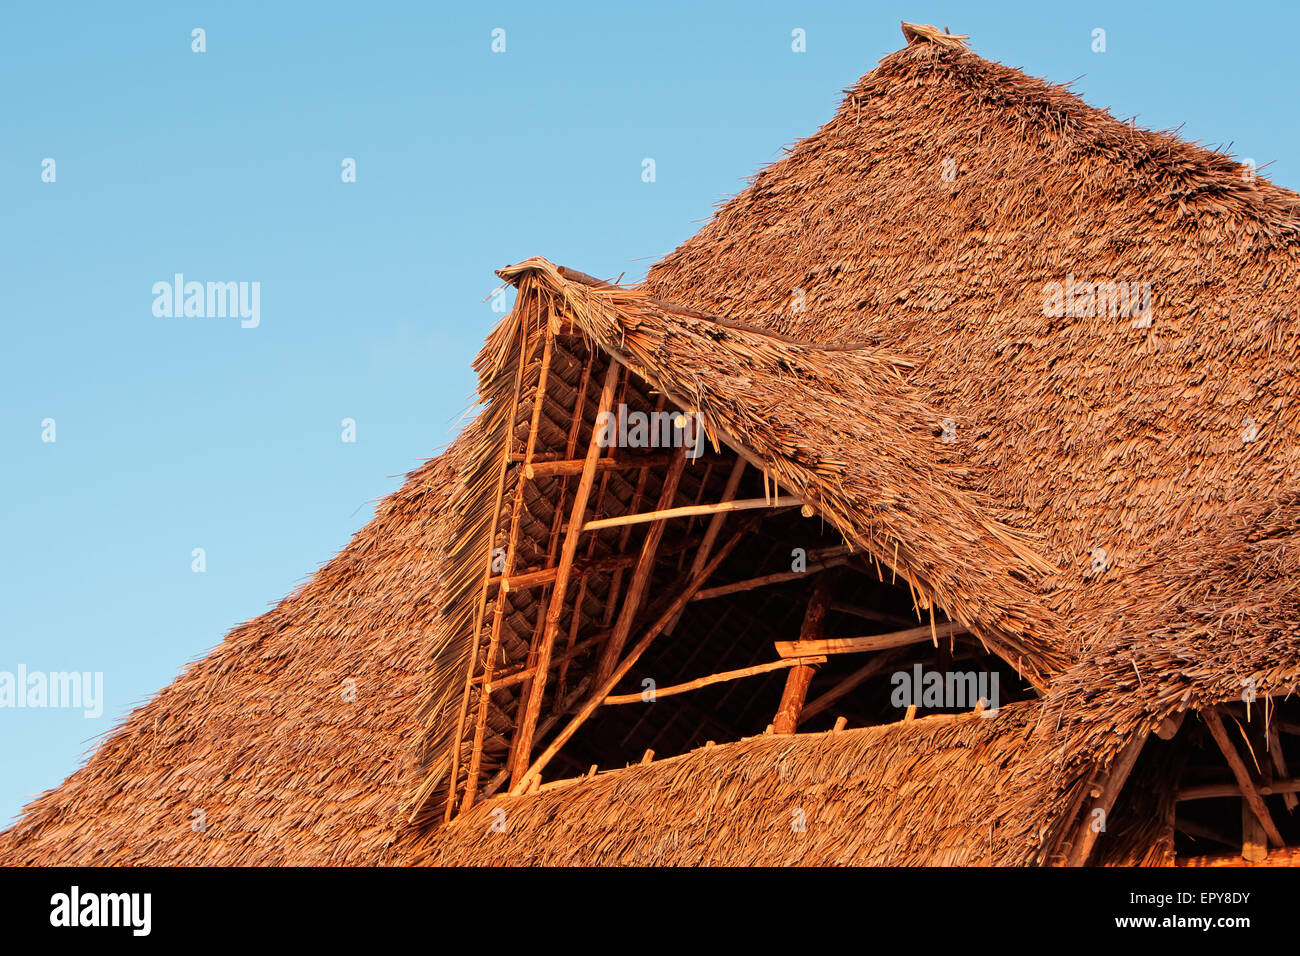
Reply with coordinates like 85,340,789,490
665,457,746,634
603,655,827,705
1177,777,1300,801
1242,799,1269,862
581,495,800,532
440,318,530,821
511,520,755,794
507,360,621,789
1267,723,1298,811
775,621,966,658
524,452,675,481
1202,707,1285,847
1065,729,1150,866
459,327,557,813
593,448,689,687
773,574,833,734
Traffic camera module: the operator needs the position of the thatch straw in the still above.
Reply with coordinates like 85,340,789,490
407,702,1061,866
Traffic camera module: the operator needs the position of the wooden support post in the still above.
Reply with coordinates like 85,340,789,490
511,520,755,794
1202,707,1285,848
1242,799,1269,862
507,360,621,789
1065,729,1150,866
773,574,833,734
592,447,688,688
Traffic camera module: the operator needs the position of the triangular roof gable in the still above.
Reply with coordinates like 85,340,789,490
410,257,1066,822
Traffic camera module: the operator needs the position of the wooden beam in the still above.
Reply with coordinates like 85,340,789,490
665,457,746,633
1268,723,1298,811
773,575,833,733
1065,729,1150,866
511,520,756,794
581,495,801,533
604,656,828,705
524,452,675,481
1202,707,1285,848
476,631,608,692
593,447,689,688
488,531,706,594
507,360,621,789
691,553,851,603
442,318,532,820
775,621,966,658
1177,777,1300,801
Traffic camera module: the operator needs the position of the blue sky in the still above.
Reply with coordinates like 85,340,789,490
2,1,1297,826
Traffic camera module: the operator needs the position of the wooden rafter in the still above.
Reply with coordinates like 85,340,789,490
1202,707,1285,848
665,457,745,633
581,495,801,532
524,452,675,480
775,621,966,658
439,318,531,822
1267,723,1298,811
593,447,689,687
507,360,623,789
603,655,827,705
457,326,558,813
1177,777,1300,801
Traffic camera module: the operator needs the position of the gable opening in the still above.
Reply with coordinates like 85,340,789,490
427,310,1037,825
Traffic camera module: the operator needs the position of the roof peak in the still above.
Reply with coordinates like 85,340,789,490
899,21,970,51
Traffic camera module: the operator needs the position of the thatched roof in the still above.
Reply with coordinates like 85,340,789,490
1044,487,1300,762
408,702,1062,866
6,25,1300,867
644,33,1300,667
